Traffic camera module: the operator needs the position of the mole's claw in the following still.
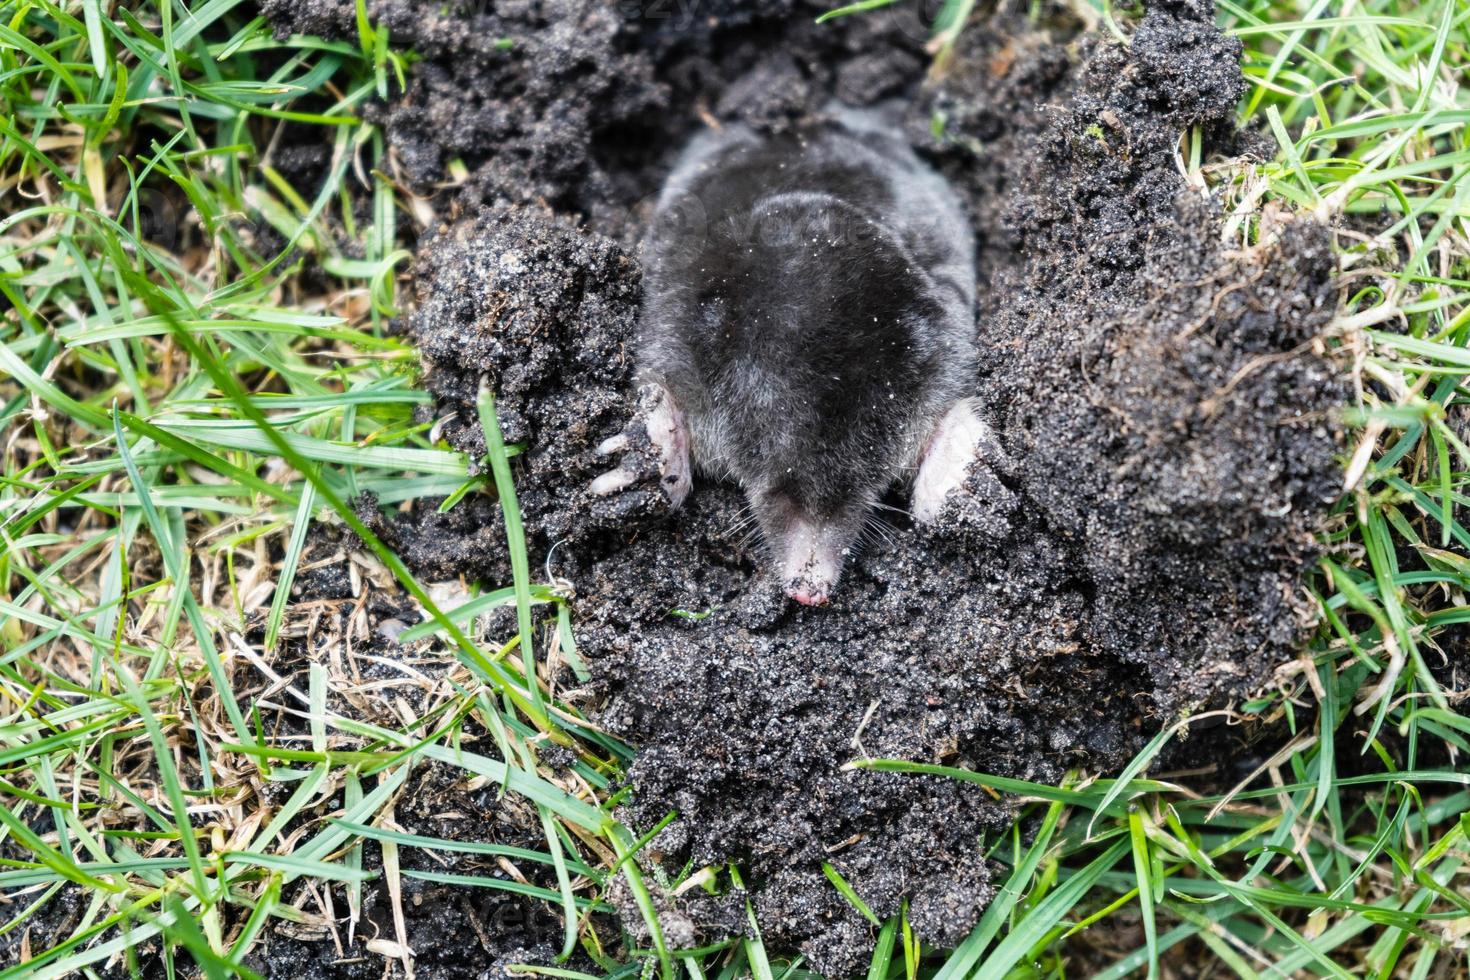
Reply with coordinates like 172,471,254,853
595,433,629,456
913,397,1015,528
590,468,637,497
636,382,692,508
586,381,693,510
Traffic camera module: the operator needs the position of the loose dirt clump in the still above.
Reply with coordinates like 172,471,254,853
404,204,654,575
260,0,663,203
260,0,1346,974
967,1,1345,714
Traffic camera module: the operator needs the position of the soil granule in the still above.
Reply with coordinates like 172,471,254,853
251,0,1347,974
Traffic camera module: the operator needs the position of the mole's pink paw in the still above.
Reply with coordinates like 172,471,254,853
912,397,1016,532
589,382,692,509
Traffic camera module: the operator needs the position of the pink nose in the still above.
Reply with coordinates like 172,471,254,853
787,585,830,607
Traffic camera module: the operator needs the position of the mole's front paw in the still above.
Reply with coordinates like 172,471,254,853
589,382,692,510
912,397,1017,536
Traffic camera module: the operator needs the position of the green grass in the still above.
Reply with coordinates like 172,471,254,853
1,0,1468,977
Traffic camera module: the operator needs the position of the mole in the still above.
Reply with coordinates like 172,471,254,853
591,105,1006,606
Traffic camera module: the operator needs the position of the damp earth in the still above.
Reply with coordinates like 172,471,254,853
241,0,1347,974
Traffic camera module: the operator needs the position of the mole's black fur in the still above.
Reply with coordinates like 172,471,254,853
600,105,981,603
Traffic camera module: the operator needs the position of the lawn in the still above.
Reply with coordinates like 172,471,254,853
1,0,1468,977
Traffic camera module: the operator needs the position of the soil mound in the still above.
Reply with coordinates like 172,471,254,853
262,0,1345,972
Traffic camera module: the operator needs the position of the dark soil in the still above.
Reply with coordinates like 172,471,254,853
249,0,1346,975
236,761,581,980
240,531,621,980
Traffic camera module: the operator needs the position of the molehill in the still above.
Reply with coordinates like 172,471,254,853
259,0,1346,973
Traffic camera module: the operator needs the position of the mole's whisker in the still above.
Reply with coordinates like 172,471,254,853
724,501,759,536
736,523,766,551
861,514,898,549
871,500,912,519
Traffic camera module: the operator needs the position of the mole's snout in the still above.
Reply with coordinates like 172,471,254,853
787,583,830,607
780,516,845,609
